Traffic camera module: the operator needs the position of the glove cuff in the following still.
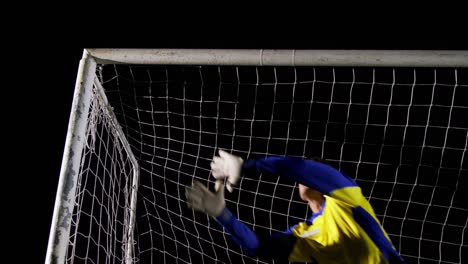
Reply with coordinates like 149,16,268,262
243,159,256,170
214,207,234,224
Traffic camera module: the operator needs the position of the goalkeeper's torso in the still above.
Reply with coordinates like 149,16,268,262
287,188,403,264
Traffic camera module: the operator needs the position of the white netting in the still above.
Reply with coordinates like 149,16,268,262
72,64,466,264
66,85,137,264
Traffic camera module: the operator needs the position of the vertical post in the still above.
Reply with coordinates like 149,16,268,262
125,165,140,264
45,50,97,264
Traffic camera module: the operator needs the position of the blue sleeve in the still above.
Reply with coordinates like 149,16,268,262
214,208,260,255
243,156,357,195
215,207,296,260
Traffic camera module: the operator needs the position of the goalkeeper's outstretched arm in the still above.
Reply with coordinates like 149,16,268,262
243,156,358,196
211,151,365,206
215,207,298,260
185,180,303,261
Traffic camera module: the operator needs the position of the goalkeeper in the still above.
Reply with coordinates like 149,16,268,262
186,150,405,263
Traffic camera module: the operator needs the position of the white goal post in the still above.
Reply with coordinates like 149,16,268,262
47,49,468,264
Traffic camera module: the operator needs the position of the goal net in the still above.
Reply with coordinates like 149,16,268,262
47,50,467,264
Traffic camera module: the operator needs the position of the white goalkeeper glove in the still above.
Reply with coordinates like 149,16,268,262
210,149,244,192
185,180,225,217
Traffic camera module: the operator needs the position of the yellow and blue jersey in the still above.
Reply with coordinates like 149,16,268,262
215,156,405,263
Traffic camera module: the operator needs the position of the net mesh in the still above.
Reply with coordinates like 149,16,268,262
72,65,468,264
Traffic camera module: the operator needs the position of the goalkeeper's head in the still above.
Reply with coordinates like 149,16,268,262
298,184,323,203
298,157,327,212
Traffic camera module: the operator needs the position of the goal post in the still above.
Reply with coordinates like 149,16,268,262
47,49,468,264
46,50,140,264
88,49,468,67
46,51,97,264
